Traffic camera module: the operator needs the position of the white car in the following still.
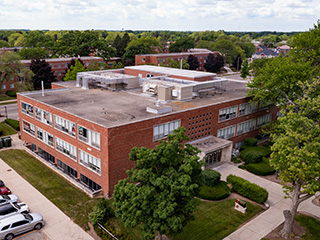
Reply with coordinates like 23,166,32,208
0,213,44,240
0,203,29,220
0,196,18,207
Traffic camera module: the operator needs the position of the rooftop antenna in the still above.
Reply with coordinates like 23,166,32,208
41,81,44,97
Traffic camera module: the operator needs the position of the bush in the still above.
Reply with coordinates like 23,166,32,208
227,174,268,204
202,169,221,187
5,90,17,98
240,146,271,159
198,181,230,200
89,198,114,226
245,158,275,176
243,150,263,164
0,129,3,136
5,119,20,131
244,137,258,147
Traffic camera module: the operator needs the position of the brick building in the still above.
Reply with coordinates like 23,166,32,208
18,66,276,197
135,50,220,71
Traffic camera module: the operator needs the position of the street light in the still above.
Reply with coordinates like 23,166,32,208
4,106,8,119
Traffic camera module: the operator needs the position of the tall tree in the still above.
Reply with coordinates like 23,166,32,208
19,47,49,60
23,30,54,49
161,58,189,69
169,37,195,52
64,59,86,81
204,53,224,73
187,55,199,70
30,58,55,89
240,59,249,79
113,128,203,240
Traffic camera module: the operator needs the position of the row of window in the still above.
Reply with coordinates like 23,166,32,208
153,120,181,141
1,83,15,89
21,102,100,149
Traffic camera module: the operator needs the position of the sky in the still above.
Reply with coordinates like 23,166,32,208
0,0,319,32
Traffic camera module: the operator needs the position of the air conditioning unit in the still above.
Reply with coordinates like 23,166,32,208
172,89,178,98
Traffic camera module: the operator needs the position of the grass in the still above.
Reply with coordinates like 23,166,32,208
169,199,263,240
295,214,320,240
0,101,17,105
0,149,100,230
0,95,16,101
0,121,17,136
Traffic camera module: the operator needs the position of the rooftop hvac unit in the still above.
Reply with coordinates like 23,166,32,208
172,89,178,98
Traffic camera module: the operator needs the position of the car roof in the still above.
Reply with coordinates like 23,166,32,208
0,214,25,226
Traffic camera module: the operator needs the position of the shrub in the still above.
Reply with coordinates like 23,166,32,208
243,150,263,164
198,181,230,200
5,90,17,98
244,137,258,147
0,129,3,136
202,169,221,187
89,198,114,226
245,158,275,176
240,146,271,159
5,119,20,131
227,174,268,204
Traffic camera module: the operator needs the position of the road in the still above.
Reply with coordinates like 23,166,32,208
0,103,18,121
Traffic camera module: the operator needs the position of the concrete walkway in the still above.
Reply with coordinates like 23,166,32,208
0,134,94,240
212,163,320,240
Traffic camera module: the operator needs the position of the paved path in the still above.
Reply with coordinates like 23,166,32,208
0,134,94,240
212,163,320,240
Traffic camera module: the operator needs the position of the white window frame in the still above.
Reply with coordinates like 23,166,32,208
239,102,258,116
237,119,256,135
54,115,76,138
219,106,238,122
55,137,77,161
257,114,271,128
35,107,52,126
153,120,180,141
78,149,101,175
22,120,35,136
78,125,101,150
217,125,236,139
36,127,54,147
21,102,34,117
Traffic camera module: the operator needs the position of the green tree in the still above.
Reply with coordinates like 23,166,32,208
110,61,124,69
30,58,55,89
269,81,320,239
19,47,49,60
113,127,203,240
187,55,199,70
64,59,86,81
86,60,108,71
240,59,249,79
160,58,189,69
204,53,224,73
23,30,54,48
0,52,33,92
169,37,195,52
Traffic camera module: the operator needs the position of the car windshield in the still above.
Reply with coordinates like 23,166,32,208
23,213,33,221
12,202,20,209
2,195,9,200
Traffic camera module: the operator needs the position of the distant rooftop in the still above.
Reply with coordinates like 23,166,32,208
20,56,120,64
137,51,213,57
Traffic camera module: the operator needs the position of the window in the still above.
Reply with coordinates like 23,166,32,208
65,63,68,68
36,127,54,147
35,107,52,125
235,141,244,149
146,74,154,77
56,137,77,160
86,62,89,66
57,64,61,68
38,147,55,164
257,114,271,128
205,149,222,166
259,101,273,111
219,106,238,122
1,225,10,231
21,102,34,117
11,220,29,228
10,84,14,89
79,149,101,175
1,84,6,89
239,102,258,116
54,115,76,137
153,120,180,141
58,71,61,76
78,125,100,149
57,159,78,179
237,119,256,135
142,58,145,61
22,120,35,136
80,174,101,191
217,125,236,139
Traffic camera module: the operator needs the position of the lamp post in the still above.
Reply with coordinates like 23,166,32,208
4,106,8,119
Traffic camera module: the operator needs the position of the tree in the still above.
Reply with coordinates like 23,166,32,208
113,127,203,240
0,52,33,92
161,58,189,69
204,53,224,73
269,81,320,238
232,54,242,71
110,61,124,69
240,59,249,79
23,30,54,49
113,32,131,57
30,58,55,89
169,37,194,52
19,47,49,60
64,59,86,81
187,55,199,70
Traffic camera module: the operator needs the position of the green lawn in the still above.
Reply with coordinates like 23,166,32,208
0,122,17,136
0,95,16,101
169,199,263,240
295,214,320,240
0,101,17,105
0,149,100,230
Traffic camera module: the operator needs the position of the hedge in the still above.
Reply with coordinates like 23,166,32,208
5,90,17,98
198,181,230,201
5,119,20,131
244,158,275,176
202,169,221,187
240,146,271,159
243,150,263,164
244,137,258,147
227,174,268,204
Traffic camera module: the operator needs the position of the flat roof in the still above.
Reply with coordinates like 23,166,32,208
20,79,248,129
126,65,217,79
137,51,212,57
20,56,121,64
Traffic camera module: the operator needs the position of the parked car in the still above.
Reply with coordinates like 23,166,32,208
0,213,44,240
0,196,18,207
0,188,11,196
0,203,29,220
0,181,4,188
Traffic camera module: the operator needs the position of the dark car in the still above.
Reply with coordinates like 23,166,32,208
0,180,4,188
0,187,11,196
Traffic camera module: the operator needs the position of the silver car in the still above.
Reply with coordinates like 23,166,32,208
0,203,29,220
0,213,44,240
0,196,18,206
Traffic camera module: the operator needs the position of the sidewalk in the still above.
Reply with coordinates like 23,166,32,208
213,163,320,240
0,134,94,240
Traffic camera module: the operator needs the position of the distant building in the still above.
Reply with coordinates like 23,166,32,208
276,45,290,56
252,45,278,60
0,47,23,54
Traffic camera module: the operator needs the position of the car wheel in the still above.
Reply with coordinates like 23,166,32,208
34,223,42,230
5,233,14,240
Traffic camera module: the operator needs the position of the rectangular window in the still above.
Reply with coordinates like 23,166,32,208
259,101,273,111
10,84,14,89
1,84,6,89
257,114,271,128
55,137,77,161
36,127,54,147
21,102,34,117
22,120,35,136
79,149,101,175
217,125,236,139
78,125,100,149
35,107,52,125
239,102,258,116
54,115,76,137
57,64,61,68
57,159,78,179
38,147,55,164
65,63,68,68
237,119,256,135
235,141,244,149
153,120,180,141
80,173,101,191
219,106,238,122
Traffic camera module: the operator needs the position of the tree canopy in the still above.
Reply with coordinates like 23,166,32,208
30,58,55,89
203,53,224,73
169,37,195,53
113,127,203,240
64,59,86,81
187,54,199,70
